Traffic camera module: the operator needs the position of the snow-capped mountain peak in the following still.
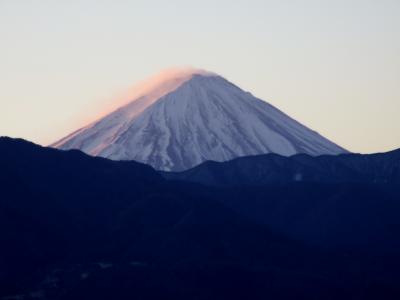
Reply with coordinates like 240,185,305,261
52,68,347,171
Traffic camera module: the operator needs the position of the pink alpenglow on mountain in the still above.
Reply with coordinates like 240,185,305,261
52,68,347,171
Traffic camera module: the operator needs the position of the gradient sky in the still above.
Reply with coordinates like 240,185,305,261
1,0,399,153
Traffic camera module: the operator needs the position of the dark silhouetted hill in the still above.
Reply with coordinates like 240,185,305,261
1,137,400,299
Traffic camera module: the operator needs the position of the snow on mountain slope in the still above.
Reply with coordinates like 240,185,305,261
52,68,347,171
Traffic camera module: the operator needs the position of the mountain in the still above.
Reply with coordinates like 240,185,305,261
52,68,347,171
162,149,400,186
1,137,400,299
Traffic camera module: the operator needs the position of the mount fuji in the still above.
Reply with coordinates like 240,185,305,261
52,68,347,171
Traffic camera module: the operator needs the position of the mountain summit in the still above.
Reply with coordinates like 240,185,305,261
52,68,347,171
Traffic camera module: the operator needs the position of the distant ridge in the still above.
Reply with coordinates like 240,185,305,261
161,149,400,186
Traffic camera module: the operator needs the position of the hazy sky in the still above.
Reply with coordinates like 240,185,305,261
1,0,399,153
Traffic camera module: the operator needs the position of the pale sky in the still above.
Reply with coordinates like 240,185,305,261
1,0,399,153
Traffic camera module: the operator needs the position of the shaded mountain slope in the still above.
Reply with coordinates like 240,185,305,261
1,137,399,299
